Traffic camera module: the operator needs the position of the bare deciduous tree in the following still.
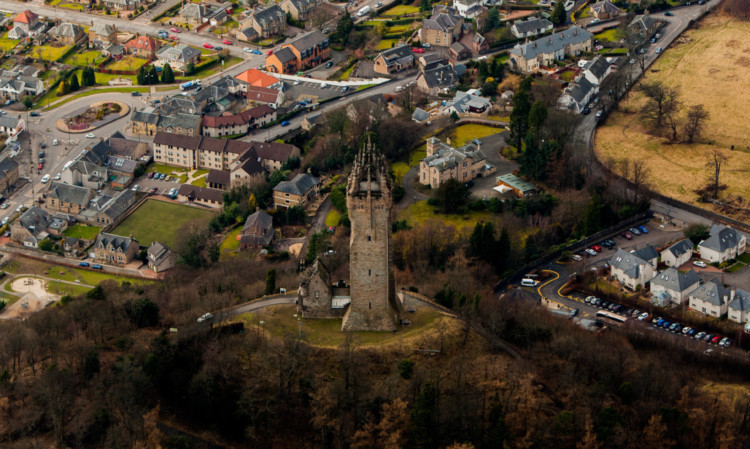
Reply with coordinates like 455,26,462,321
707,148,728,200
632,159,651,203
640,81,681,132
683,104,709,144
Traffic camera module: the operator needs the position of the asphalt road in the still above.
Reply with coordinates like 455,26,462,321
221,294,296,319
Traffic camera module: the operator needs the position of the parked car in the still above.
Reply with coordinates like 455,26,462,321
54,173,61,180
150,187,158,195
704,334,714,342
78,262,89,267
571,254,582,261
596,110,603,118
131,91,141,96
131,184,140,192
412,47,424,53
582,107,591,115
687,328,698,337
85,133,95,138
0,203,9,210
656,46,663,54
214,46,223,51
41,174,49,183
628,227,641,235
637,225,649,234
37,162,43,170
281,121,291,127
92,264,103,270
601,301,610,309
590,245,602,252
267,49,273,55
253,49,262,55
569,308,579,318
695,331,706,340
682,326,692,335
148,172,155,178
721,338,732,348
243,47,253,53
631,309,641,317
203,43,213,49
585,248,596,256
638,312,649,321
159,173,167,180
621,232,632,240
325,61,333,68
29,111,40,117
170,27,181,33
1,217,8,225
711,335,722,344
222,39,233,45
585,296,595,304
693,260,707,268
53,139,58,146
664,11,673,16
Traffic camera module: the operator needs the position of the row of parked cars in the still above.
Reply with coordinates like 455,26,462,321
650,316,733,347
621,225,649,240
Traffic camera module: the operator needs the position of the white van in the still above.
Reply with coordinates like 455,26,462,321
521,278,539,287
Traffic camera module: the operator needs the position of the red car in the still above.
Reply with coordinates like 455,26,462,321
169,35,178,40
412,47,424,53
170,27,181,33
590,245,602,252
621,232,632,240
222,39,233,45
147,172,155,178
150,187,158,195
267,49,273,55
711,335,722,344
37,162,43,170
203,43,213,49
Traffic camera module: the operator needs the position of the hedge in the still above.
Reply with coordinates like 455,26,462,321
57,45,79,63
151,2,182,22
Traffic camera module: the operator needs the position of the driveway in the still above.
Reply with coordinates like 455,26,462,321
469,130,514,200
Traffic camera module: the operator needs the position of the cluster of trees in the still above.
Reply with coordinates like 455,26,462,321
723,0,750,19
80,67,96,87
137,64,174,85
57,72,81,96
639,80,710,143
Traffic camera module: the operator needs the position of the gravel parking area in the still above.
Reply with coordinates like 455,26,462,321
468,131,516,200
282,80,351,103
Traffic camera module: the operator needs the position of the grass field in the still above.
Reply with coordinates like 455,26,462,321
380,4,420,16
111,200,215,248
450,124,501,146
147,163,189,175
191,176,207,187
63,225,101,240
397,200,491,230
59,2,85,11
0,33,19,52
325,208,341,227
236,304,452,347
391,161,410,185
220,226,243,254
64,50,103,66
339,64,354,80
594,28,619,42
375,39,399,50
106,55,149,71
38,87,150,111
36,45,74,61
595,14,750,207
4,259,150,289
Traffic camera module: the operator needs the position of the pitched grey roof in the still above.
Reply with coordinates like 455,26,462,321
591,0,621,14
49,182,92,206
421,64,457,89
180,3,206,19
423,12,461,32
567,76,594,104
610,248,648,280
18,206,51,233
91,23,114,36
423,139,485,172
251,141,296,162
664,239,693,259
252,4,286,26
690,278,727,307
242,209,273,234
289,30,328,55
634,244,658,263
729,288,750,313
412,107,430,123
49,22,83,38
584,56,610,80
283,0,319,13
132,108,159,125
147,241,173,265
510,26,593,60
158,113,202,131
206,169,230,186
700,225,743,253
273,47,296,64
157,44,201,63
378,44,414,66
273,173,319,196
512,17,553,34
102,189,135,220
629,14,656,33
651,267,700,293
0,156,18,174
95,232,137,252
450,41,470,55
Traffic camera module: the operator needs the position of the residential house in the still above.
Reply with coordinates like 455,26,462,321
177,184,225,207
251,141,301,172
374,45,416,75
634,245,659,268
511,17,553,39
494,173,538,198
419,53,449,70
234,26,258,42
131,108,202,136
472,33,489,53
93,232,139,265
229,153,264,188
412,107,431,124
453,0,485,18
239,209,274,249
417,64,457,95
60,160,109,190
0,73,44,101
449,42,471,61
147,241,176,273
0,157,19,193
558,76,595,114
235,68,282,89
698,225,746,264
201,105,277,137
125,35,161,58
280,0,321,21
582,56,611,86
420,10,464,47
728,289,750,324
628,14,659,46
0,115,24,137
48,22,86,45
108,131,149,160
10,207,51,248
80,189,136,226
243,4,287,38
47,182,94,214
650,267,701,306
179,3,209,25
155,44,202,73
102,0,142,11
508,26,593,73
245,85,284,108
446,90,491,115
419,137,495,188
266,31,330,75
9,10,45,39
689,278,729,318
589,0,622,20
272,173,320,209
661,239,694,267
153,132,259,171
103,43,125,60
89,23,116,45
206,169,230,190
107,156,140,188
609,248,655,291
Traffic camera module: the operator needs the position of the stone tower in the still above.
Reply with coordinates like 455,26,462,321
341,139,398,332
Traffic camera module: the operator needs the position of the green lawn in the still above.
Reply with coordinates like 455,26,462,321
36,45,74,61
59,2,85,11
220,226,243,253
726,262,745,273
94,71,138,85
339,64,355,81
386,24,412,34
146,163,190,175
397,200,491,230
0,33,19,52
594,28,620,42
64,50,103,67
738,253,750,264
391,161,410,185
63,225,101,240
380,4,420,16
324,208,341,227
191,176,207,187
111,199,216,248
38,87,150,111
106,55,149,71
375,39,399,50
451,124,501,146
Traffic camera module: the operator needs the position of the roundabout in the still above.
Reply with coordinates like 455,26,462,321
55,100,130,134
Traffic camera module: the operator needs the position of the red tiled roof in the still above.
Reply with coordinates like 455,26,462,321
235,69,279,88
202,105,276,128
14,10,38,24
126,36,158,51
246,86,280,104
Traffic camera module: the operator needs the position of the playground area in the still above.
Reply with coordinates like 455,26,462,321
0,277,58,319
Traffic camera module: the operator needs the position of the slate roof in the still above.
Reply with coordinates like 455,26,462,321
422,12,461,32
690,278,727,307
412,107,430,123
591,0,621,15
664,239,693,259
512,17,553,35
49,22,83,38
206,169,230,186
178,184,225,204
91,23,115,36
157,44,201,63
610,248,649,280
283,0,319,13
95,232,137,252
0,115,19,130
450,90,491,113
450,41,470,56
510,26,593,60
273,47,296,64
49,182,92,207
242,209,273,234
651,267,700,293
421,64,457,89
251,141,297,162
289,30,328,54
102,189,136,220
18,207,50,233
423,139,485,172
0,156,18,174
108,135,143,159
252,4,286,26
132,108,159,125
729,288,750,313
567,77,595,104
700,225,743,253
180,3,207,20
378,45,414,67
273,173,319,196
629,14,657,33
147,241,173,266
633,244,658,263
107,156,138,174
584,56,610,81
235,153,264,176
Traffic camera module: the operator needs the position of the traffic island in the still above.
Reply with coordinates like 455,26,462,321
55,101,130,134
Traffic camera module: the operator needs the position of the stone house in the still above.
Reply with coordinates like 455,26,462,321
93,232,139,265
581,56,611,86
147,241,176,273
298,259,349,319
201,105,277,137
420,11,464,47
60,160,109,190
10,207,51,248
89,23,116,45
728,288,750,324
374,45,415,75
661,239,694,267
589,0,622,20
417,64,457,95
449,42,471,61
280,0,321,20
153,132,257,171
131,109,202,137
125,35,161,58
272,173,319,209
650,267,700,306
0,157,19,193
698,225,746,264
243,4,287,38
251,141,301,172
239,209,274,249
509,26,593,74
419,137,494,188
177,184,224,207
155,44,202,73
102,0,143,11
47,182,94,214
511,17,553,39
9,10,45,39
48,22,86,45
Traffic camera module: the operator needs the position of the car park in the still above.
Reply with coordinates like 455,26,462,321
628,227,641,235
638,312,649,321
621,232,632,239
693,260,707,268
637,225,649,234
711,335,722,344
704,334,714,342
585,248,597,256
